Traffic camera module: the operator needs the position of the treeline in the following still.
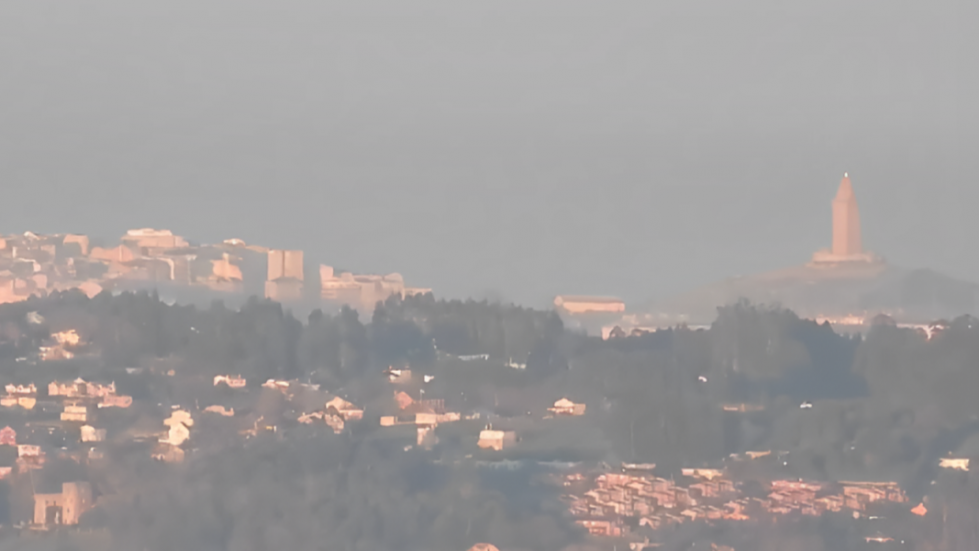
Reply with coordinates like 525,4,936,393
91,437,572,551
0,290,564,385
5,291,979,483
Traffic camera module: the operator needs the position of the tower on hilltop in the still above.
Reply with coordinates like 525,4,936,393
810,172,881,266
831,172,862,256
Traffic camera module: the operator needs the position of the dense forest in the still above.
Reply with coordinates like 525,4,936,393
2,290,979,550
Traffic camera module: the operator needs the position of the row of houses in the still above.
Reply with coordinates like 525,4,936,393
562,466,912,540
3,378,133,419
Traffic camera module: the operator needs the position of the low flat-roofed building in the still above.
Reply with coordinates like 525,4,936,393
478,429,516,451
325,397,364,421
939,457,970,471
681,468,726,481
379,416,400,427
121,228,188,252
89,244,136,264
49,379,115,398
203,405,235,417
385,367,412,384
85,381,115,398
320,266,422,310
548,398,586,416
5,383,37,396
61,403,90,423
213,374,247,388
1,395,34,409
49,379,82,397
575,518,622,537
554,295,625,315
98,395,133,408
415,412,438,427
437,412,461,423
18,444,42,457
80,425,106,442
261,379,292,392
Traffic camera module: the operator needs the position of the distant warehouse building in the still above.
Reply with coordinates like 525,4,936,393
554,295,625,315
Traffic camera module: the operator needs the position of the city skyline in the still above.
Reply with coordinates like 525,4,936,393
1,0,975,306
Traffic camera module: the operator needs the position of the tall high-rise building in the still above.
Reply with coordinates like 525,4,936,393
267,250,303,282
265,249,304,302
831,173,862,257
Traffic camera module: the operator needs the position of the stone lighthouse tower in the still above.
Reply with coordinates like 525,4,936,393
811,172,879,265
831,172,862,257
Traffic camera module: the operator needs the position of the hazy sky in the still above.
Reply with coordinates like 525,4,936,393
1,1,975,307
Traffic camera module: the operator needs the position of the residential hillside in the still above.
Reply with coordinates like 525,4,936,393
0,292,978,549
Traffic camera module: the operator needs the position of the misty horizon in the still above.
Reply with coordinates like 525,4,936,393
2,0,975,308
